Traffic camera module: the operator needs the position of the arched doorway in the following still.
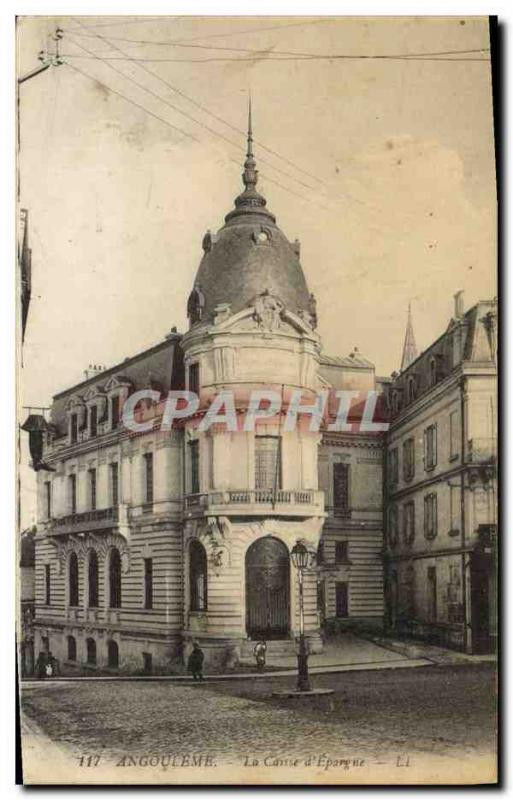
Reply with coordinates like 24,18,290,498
245,536,290,640
107,639,119,668
86,637,96,665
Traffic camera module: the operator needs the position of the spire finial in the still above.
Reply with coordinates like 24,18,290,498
242,95,257,192
401,301,418,371
247,94,253,158
224,98,275,224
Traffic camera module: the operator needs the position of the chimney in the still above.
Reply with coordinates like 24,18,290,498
83,364,104,380
454,289,465,319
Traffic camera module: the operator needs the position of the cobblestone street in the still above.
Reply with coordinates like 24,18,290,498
21,663,497,784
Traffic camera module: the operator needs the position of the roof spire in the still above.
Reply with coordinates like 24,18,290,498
401,302,418,371
242,95,258,192
225,97,275,224
247,94,253,158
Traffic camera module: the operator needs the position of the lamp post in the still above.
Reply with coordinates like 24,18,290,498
290,541,314,692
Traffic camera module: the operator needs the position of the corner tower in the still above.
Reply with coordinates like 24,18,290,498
181,105,325,667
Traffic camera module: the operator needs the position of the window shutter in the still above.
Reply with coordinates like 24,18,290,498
433,423,438,466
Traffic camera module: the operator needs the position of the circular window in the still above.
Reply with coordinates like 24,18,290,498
257,230,269,243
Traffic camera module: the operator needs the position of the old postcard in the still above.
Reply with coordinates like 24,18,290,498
16,13,498,785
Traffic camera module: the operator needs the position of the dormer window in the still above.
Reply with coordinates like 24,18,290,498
111,395,120,430
70,413,78,444
89,405,98,437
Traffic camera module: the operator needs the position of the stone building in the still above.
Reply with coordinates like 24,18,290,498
384,292,497,654
27,114,386,672
19,527,36,676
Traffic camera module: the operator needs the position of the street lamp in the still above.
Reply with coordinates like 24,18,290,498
290,541,314,692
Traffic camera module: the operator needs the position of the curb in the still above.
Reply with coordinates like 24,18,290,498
21,656,433,685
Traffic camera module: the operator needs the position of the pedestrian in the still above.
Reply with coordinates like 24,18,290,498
187,641,205,681
254,640,267,672
35,651,47,680
46,651,59,678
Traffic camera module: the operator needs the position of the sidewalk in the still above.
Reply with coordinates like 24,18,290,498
355,630,497,666
21,633,494,687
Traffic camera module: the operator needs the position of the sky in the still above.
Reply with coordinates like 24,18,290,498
17,15,496,524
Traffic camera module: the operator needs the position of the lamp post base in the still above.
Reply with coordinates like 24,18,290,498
296,637,311,693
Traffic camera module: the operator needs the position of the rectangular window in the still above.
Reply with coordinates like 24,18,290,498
144,558,153,609
111,395,120,430
69,474,77,514
333,462,349,515
188,363,200,396
427,566,437,621
388,448,398,485
335,541,349,564
189,441,200,494
143,453,154,504
44,481,51,519
89,468,97,511
449,410,460,460
449,484,460,534
110,463,119,507
424,424,438,470
89,405,98,437
45,564,51,606
403,438,415,480
255,435,281,491
70,413,78,444
403,501,415,544
424,493,438,539
335,582,349,618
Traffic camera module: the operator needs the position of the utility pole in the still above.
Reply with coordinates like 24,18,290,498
17,26,64,532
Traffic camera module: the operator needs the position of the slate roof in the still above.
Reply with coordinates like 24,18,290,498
49,334,184,436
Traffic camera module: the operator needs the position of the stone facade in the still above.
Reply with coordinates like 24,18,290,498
383,293,497,654
26,120,496,674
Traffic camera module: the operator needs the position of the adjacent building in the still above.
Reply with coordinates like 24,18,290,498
384,292,497,654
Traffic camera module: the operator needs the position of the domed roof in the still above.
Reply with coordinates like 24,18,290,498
188,104,313,326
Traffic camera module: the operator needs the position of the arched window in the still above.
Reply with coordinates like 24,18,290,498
108,548,122,608
189,540,207,611
68,552,79,607
107,639,119,668
88,550,99,608
67,635,76,661
86,638,96,665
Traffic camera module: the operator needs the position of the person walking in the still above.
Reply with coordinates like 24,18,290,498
254,640,267,672
187,642,205,681
35,651,47,680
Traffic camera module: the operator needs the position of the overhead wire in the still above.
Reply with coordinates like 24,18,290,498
64,59,336,216
59,52,490,63
68,23,326,188
66,33,328,195
67,34,491,60
68,21,376,210
65,60,199,143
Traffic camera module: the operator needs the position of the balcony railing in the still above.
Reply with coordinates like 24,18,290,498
48,506,124,536
184,489,324,516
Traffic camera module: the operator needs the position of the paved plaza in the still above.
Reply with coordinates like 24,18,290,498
21,662,497,784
